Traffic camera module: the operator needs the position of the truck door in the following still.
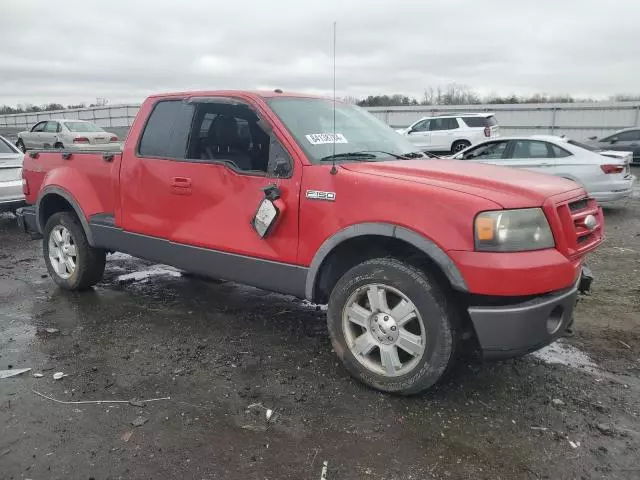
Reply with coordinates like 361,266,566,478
119,97,301,265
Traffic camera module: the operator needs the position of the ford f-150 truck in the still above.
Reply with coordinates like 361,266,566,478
16,90,603,394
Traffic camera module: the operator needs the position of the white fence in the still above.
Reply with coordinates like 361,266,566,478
2,100,640,142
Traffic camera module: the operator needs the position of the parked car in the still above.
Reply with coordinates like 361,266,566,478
0,135,25,214
451,135,634,203
586,128,640,164
16,119,120,152
16,90,601,394
397,113,500,153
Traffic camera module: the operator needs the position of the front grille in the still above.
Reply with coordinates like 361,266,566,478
555,197,603,258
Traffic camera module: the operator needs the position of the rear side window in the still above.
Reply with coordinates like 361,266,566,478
550,144,571,157
44,121,58,133
461,116,498,128
429,118,458,131
138,100,195,159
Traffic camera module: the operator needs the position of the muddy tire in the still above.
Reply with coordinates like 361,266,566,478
43,212,106,290
327,258,456,395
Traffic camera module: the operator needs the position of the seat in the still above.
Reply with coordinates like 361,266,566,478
202,115,253,171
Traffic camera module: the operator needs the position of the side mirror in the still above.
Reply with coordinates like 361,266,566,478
588,136,597,141
610,137,618,144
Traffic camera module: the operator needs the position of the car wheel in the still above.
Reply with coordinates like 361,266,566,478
54,142,64,150
16,139,25,152
327,257,457,395
451,140,471,153
43,212,106,290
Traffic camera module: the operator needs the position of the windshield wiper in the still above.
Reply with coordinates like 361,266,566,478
320,150,410,162
403,151,429,159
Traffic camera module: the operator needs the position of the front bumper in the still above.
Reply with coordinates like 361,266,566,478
468,267,591,359
15,205,41,239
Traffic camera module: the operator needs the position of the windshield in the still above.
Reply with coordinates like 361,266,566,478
63,121,105,133
267,97,421,163
567,139,598,152
0,137,19,154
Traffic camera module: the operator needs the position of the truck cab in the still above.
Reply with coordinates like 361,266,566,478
16,90,603,394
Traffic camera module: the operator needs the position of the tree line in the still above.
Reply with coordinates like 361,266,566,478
351,84,640,107
0,98,109,115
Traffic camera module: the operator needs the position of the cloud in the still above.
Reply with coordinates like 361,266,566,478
1,0,639,106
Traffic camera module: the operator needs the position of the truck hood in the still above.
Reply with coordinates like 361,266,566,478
342,159,583,209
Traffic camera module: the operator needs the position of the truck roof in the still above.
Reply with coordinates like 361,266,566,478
147,89,330,101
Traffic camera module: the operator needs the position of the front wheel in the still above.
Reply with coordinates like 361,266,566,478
451,140,471,153
327,258,456,395
43,212,106,290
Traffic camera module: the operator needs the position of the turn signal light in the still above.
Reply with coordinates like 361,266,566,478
475,216,495,241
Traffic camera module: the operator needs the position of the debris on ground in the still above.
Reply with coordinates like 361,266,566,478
131,416,149,427
44,328,60,334
121,430,134,442
129,400,147,408
617,340,631,349
320,460,328,480
552,398,565,406
595,423,615,436
568,440,581,449
32,373,43,378
32,390,170,405
0,368,31,379
241,424,267,432
52,372,67,380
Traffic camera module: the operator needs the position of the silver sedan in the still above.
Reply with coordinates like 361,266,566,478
16,119,121,152
451,135,635,204
0,135,25,214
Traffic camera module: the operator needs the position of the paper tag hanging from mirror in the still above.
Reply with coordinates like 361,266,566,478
251,184,285,238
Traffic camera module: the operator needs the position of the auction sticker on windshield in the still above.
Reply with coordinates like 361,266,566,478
305,133,348,145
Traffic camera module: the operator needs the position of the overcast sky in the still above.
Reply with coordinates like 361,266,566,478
1,0,639,106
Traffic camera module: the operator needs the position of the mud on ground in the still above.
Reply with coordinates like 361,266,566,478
1,180,639,479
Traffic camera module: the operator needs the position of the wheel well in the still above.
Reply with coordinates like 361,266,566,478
313,235,454,304
39,193,75,229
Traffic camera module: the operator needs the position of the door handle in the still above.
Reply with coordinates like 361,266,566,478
171,177,192,187
170,177,192,195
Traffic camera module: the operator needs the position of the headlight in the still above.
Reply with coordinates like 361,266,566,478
474,208,554,252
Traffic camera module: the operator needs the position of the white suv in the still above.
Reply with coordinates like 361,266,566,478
397,113,500,153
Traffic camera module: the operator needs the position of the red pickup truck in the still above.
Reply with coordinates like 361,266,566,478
16,90,603,394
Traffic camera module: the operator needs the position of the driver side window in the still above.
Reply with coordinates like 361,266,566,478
32,122,46,132
463,141,508,160
411,119,430,132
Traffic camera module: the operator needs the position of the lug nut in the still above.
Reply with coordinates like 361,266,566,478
390,326,397,331
384,316,389,321
388,336,393,341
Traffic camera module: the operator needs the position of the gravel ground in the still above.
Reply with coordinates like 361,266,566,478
1,177,639,480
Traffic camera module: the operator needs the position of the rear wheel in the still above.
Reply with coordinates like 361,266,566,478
327,257,457,395
16,139,25,152
54,142,64,150
451,140,471,153
43,212,106,290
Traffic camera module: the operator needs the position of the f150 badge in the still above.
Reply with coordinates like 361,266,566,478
306,190,336,201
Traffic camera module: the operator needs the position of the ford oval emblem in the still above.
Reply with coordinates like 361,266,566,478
584,214,597,230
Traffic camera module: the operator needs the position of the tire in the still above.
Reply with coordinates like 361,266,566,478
43,212,106,290
327,257,457,395
16,139,25,152
451,140,471,154
54,142,64,150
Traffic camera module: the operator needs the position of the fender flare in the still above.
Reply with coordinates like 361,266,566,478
304,222,468,300
36,185,95,245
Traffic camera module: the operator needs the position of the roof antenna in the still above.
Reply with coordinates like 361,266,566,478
330,21,338,175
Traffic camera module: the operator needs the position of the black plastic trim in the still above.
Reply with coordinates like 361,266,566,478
36,186,94,244
305,223,468,301
15,206,41,238
90,223,308,297
89,213,115,227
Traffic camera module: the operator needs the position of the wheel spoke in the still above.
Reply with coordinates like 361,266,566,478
380,346,402,375
53,229,64,246
347,304,371,328
397,329,424,356
367,285,389,313
62,229,71,245
64,256,75,273
351,333,377,356
52,257,64,275
66,245,77,256
49,246,61,259
391,299,417,326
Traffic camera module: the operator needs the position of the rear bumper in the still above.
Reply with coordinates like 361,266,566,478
0,180,26,212
468,267,591,359
591,176,635,203
15,205,41,238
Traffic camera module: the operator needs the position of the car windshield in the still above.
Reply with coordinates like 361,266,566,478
567,139,598,152
0,137,19,154
267,97,422,163
64,121,105,132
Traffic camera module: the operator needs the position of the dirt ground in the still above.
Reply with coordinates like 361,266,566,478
1,176,639,480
